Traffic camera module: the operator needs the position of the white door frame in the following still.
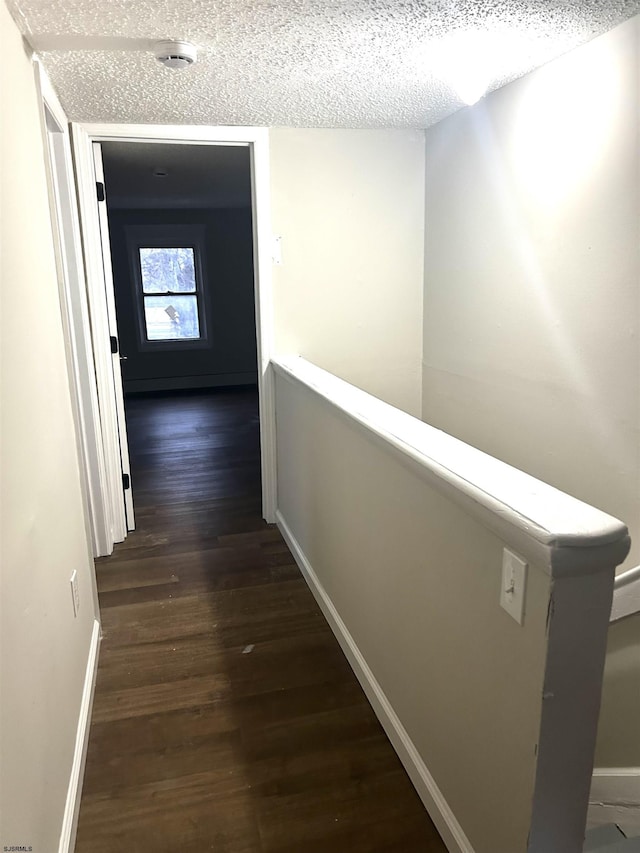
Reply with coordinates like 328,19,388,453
33,61,110,566
91,142,135,533
71,123,277,535
71,127,129,548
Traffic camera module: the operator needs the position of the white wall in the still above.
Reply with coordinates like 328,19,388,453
270,128,425,417
276,371,549,853
274,363,620,853
0,5,99,849
422,17,640,766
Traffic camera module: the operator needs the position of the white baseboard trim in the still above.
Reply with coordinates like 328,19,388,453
611,566,640,622
58,619,101,853
276,510,475,853
124,372,258,395
588,768,640,836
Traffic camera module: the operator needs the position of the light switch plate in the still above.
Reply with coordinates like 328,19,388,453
500,548,527,624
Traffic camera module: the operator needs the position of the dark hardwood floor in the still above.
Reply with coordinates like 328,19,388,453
75,387,446,853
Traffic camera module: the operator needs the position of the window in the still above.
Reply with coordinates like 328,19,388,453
126,225,208,350
139,247,200,341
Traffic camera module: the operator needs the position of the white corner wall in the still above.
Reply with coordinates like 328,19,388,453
274,360,627,853
422,17,640,767
0,6,99,850
275,368,551,853
269,128,425,417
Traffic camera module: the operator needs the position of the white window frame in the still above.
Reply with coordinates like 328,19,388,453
125,224,209,350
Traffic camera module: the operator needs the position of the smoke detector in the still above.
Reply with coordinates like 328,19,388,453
154,41,198,70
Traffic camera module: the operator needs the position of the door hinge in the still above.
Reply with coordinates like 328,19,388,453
110,335,118,354
96,181,105,202
122,473,130,490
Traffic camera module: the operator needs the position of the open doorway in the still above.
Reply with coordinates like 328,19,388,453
101,143,258,395
69,125,276,557
98,141,260,533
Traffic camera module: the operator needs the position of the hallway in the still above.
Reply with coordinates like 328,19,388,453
75,388,446,853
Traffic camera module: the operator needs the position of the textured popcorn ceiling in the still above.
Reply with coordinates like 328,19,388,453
9,0,640,127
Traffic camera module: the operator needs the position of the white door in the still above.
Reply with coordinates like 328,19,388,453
92,143,135,531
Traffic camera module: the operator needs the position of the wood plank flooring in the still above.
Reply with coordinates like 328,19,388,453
75,387,447,853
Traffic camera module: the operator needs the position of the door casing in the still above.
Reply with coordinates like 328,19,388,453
70,123,276,555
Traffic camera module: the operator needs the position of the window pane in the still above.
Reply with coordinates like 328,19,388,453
139,247,196,293
143,295,200,341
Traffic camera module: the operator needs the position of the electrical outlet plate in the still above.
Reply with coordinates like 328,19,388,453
500,548,527,624
70,569,80,617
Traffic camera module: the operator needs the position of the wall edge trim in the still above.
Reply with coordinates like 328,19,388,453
590,768,640,802
588,768,640,836
276,509,475,853
611,567,640,621
58,619,101,853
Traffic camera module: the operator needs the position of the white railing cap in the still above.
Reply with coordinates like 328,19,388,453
273,356,630,578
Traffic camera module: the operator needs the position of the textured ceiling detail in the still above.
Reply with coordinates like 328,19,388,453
9,0,640,127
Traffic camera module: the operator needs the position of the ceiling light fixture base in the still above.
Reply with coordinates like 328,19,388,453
154,40,198,69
